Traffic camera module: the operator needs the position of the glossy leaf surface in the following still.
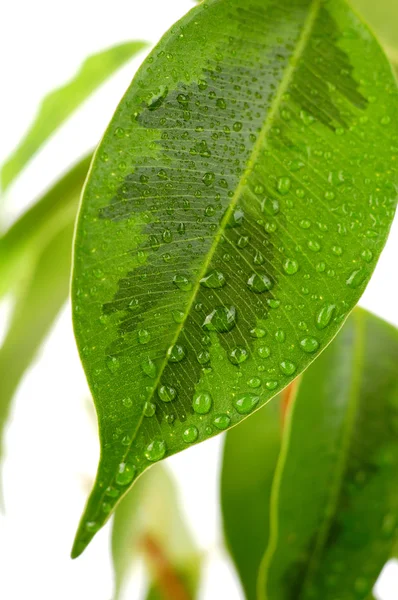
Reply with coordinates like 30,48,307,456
260,309,398,599
221,395,282,600
1,42,147,190
112,465,200,600
71,0,398,556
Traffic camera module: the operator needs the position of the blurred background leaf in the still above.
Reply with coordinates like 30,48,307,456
1,41,147,192
221,394,282,600
112,464,201,600
350,0,398,67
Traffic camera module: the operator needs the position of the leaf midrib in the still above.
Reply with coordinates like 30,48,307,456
119,0,322,468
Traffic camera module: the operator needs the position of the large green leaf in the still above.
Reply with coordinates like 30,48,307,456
0,158,90,466
71,0,398,556
1,42,147,191
221,394,283,600
350,0,398,66
112,465,201,600
259,309,398,599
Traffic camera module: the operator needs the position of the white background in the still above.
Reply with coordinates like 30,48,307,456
1,1,398,598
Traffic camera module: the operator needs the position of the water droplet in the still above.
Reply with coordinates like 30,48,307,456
145,440,166,461
105,486,120,498
197,350,210,364
158,385,177,402
115,462,136,486
233,121,242,132
122,397,132,408
247,273,273,293
139,357,157,382
138,329,151,344
254,250,265,265
265,380,278,390
229,346,249,365
200,270,226,288
216,98,227,109
248,377,262,388
250,327,266,338
162,229,172,243
192,391,213,414
275,329,285,343
203,306,237,332
233,393,259,414
361,249,373,263
300,337,320,353
258,346,271,358
213,414,231,430
202,172,215,186
346,267,367,288
86,521,99,533
308,239,321,252
225,206,244,228
107,356,120,374
182,425,199,443
277,176,291,195
316,303,336,329
172,309,185,323
280,360,297,375
173,274,192,291
167,344,186,362
283,258,299,275
147,86,168,111
144,401,156,417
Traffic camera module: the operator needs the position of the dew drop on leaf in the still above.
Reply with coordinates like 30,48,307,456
202,306,237,332
141,357,157,377
300,337,320,353
182,425,199,443
173,274,193,291
144,401,156,417
213,414,231,430
283,258,299,275
200,270,226,288
158,385,177,402
229,346,249,365
280,360,297,375
233,393,259,414
115,462,136,486
192,391,213,414
247,273,273,293
316,303,336,329
167,344,186,362
145,440,166,462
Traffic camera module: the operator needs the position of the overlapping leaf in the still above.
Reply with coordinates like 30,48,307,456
71,0,398,556
221,395,282,600
112,465,201,600
1,41,147,191
350,0,398,68
222,310,398,599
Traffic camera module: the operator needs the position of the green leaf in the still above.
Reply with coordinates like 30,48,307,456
112,465,201,600
0,155,91,299
260,309,398,599
350,0,398,66
221,394,283,600
71,0,398,556
1,42,147,191
0,158,90,465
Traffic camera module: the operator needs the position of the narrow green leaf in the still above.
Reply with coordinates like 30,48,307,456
0,222,75,463
221,395,283,600
112,465,201,600
260,309,398,599
0,158,90,465
0,155,91,299
350,0,398,66
1,42,147,190
71,0,398,556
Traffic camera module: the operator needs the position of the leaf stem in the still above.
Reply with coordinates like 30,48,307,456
141,534,191,600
